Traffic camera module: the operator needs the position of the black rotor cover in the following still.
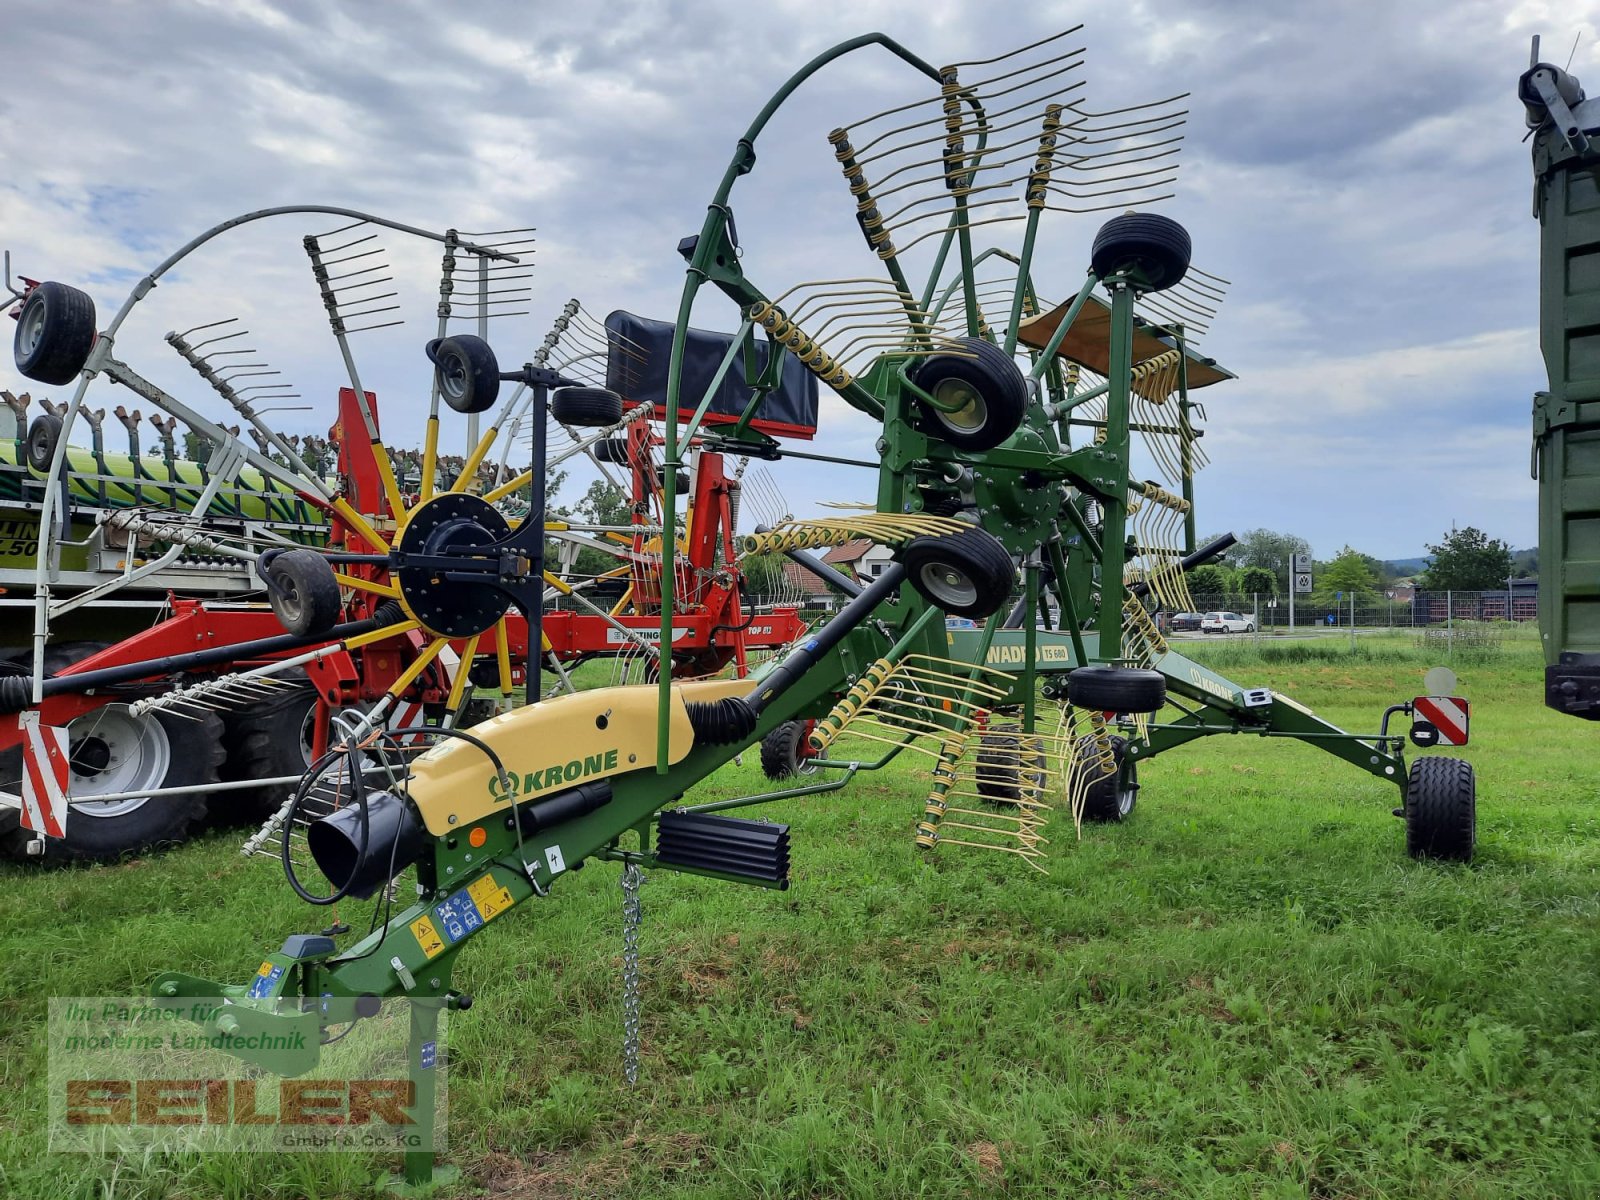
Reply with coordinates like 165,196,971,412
393,493,516,638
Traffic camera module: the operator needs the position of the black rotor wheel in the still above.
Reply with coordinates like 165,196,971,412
1066,665,1167,715
1090,213,1192,293
265,548,341,637
899,526,1015,620
13,281,97,386
552,387,624,427
1078,735,1138,823
910,337,1028,452
427,334,501,414
25,413,63,473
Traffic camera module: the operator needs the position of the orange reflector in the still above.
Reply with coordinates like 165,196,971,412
469,827,487,848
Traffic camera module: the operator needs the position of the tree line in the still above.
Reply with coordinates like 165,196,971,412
545,479,1525,604
1185,526,1522,601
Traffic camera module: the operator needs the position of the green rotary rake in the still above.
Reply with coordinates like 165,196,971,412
125,29,1477,1190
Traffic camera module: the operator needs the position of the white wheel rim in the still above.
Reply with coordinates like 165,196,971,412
64,704,171,818
440,354,469,402
931,377,987,434
919,561,978,608
19,300,46,357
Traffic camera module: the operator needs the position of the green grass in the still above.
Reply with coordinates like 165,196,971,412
2,633,1598,1198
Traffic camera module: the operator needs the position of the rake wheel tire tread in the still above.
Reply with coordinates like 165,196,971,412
1079,735,1138,823
430,335,501,414
265,549,341,637
1405,755,1475,862
25,413,63,473
900,526,1015,620
975,728,1046,808
759,720,815,781
219,679,318,824
552,387,624,427
14,281,97,386
910,336,1028,452
1090,213,1192,293
1067,665,1167,714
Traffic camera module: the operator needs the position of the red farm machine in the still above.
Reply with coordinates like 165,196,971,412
2,221,811,860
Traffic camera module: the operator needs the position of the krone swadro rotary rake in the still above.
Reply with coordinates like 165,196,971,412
144,30,1478,1189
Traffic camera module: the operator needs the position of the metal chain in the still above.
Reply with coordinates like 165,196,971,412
620,862,644,1085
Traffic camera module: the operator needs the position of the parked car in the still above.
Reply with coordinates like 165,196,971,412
1169,612,1204,632
1201,610,1255,634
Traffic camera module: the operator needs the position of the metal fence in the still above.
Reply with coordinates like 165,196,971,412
1177,591,1536,632
735,589,1539,629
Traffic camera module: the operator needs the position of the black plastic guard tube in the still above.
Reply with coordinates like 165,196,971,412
781,547,864,600
1127,533,1238,601
15,605,403,706
745,563,907,719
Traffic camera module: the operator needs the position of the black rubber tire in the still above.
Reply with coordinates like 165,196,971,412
759,720,820,781
1079,735,1138,823
1405,756,1475,862
655,466,689,492
457,697,498,729
1090,213,1192,293
552,387,623,427
428,334,500,414
593,437,631,465
899,526,1015,619
910,337,1028,451
13,281,97,385
25,413,63,473
1067,665,1167,714
218,681,318,823
0,709,223,862
920,494,966,518
265,549,342,636
975,728,1047,807
42,640,110,677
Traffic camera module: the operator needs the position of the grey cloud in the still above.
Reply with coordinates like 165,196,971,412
3,0,1583,559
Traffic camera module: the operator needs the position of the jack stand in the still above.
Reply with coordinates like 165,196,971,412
384,995,458,1196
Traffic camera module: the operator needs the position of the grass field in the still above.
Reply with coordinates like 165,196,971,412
2,631,1598,1198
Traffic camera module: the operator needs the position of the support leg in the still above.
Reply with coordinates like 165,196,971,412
387,996,458,1195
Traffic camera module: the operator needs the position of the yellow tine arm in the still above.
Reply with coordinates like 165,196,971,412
387,637,449,699
495,617,514,696
446,633,482,712
334,573,400,599
344,618,422,651
370,440,409,521
331,497,392,555
483,469,533,505
450,427,500,494
420,414,440,500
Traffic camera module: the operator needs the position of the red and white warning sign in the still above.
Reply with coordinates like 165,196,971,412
1412,696,1470,746
385,701,425,745
19,712,70,839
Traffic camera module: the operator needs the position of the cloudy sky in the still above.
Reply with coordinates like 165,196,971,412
3,0,1593,561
